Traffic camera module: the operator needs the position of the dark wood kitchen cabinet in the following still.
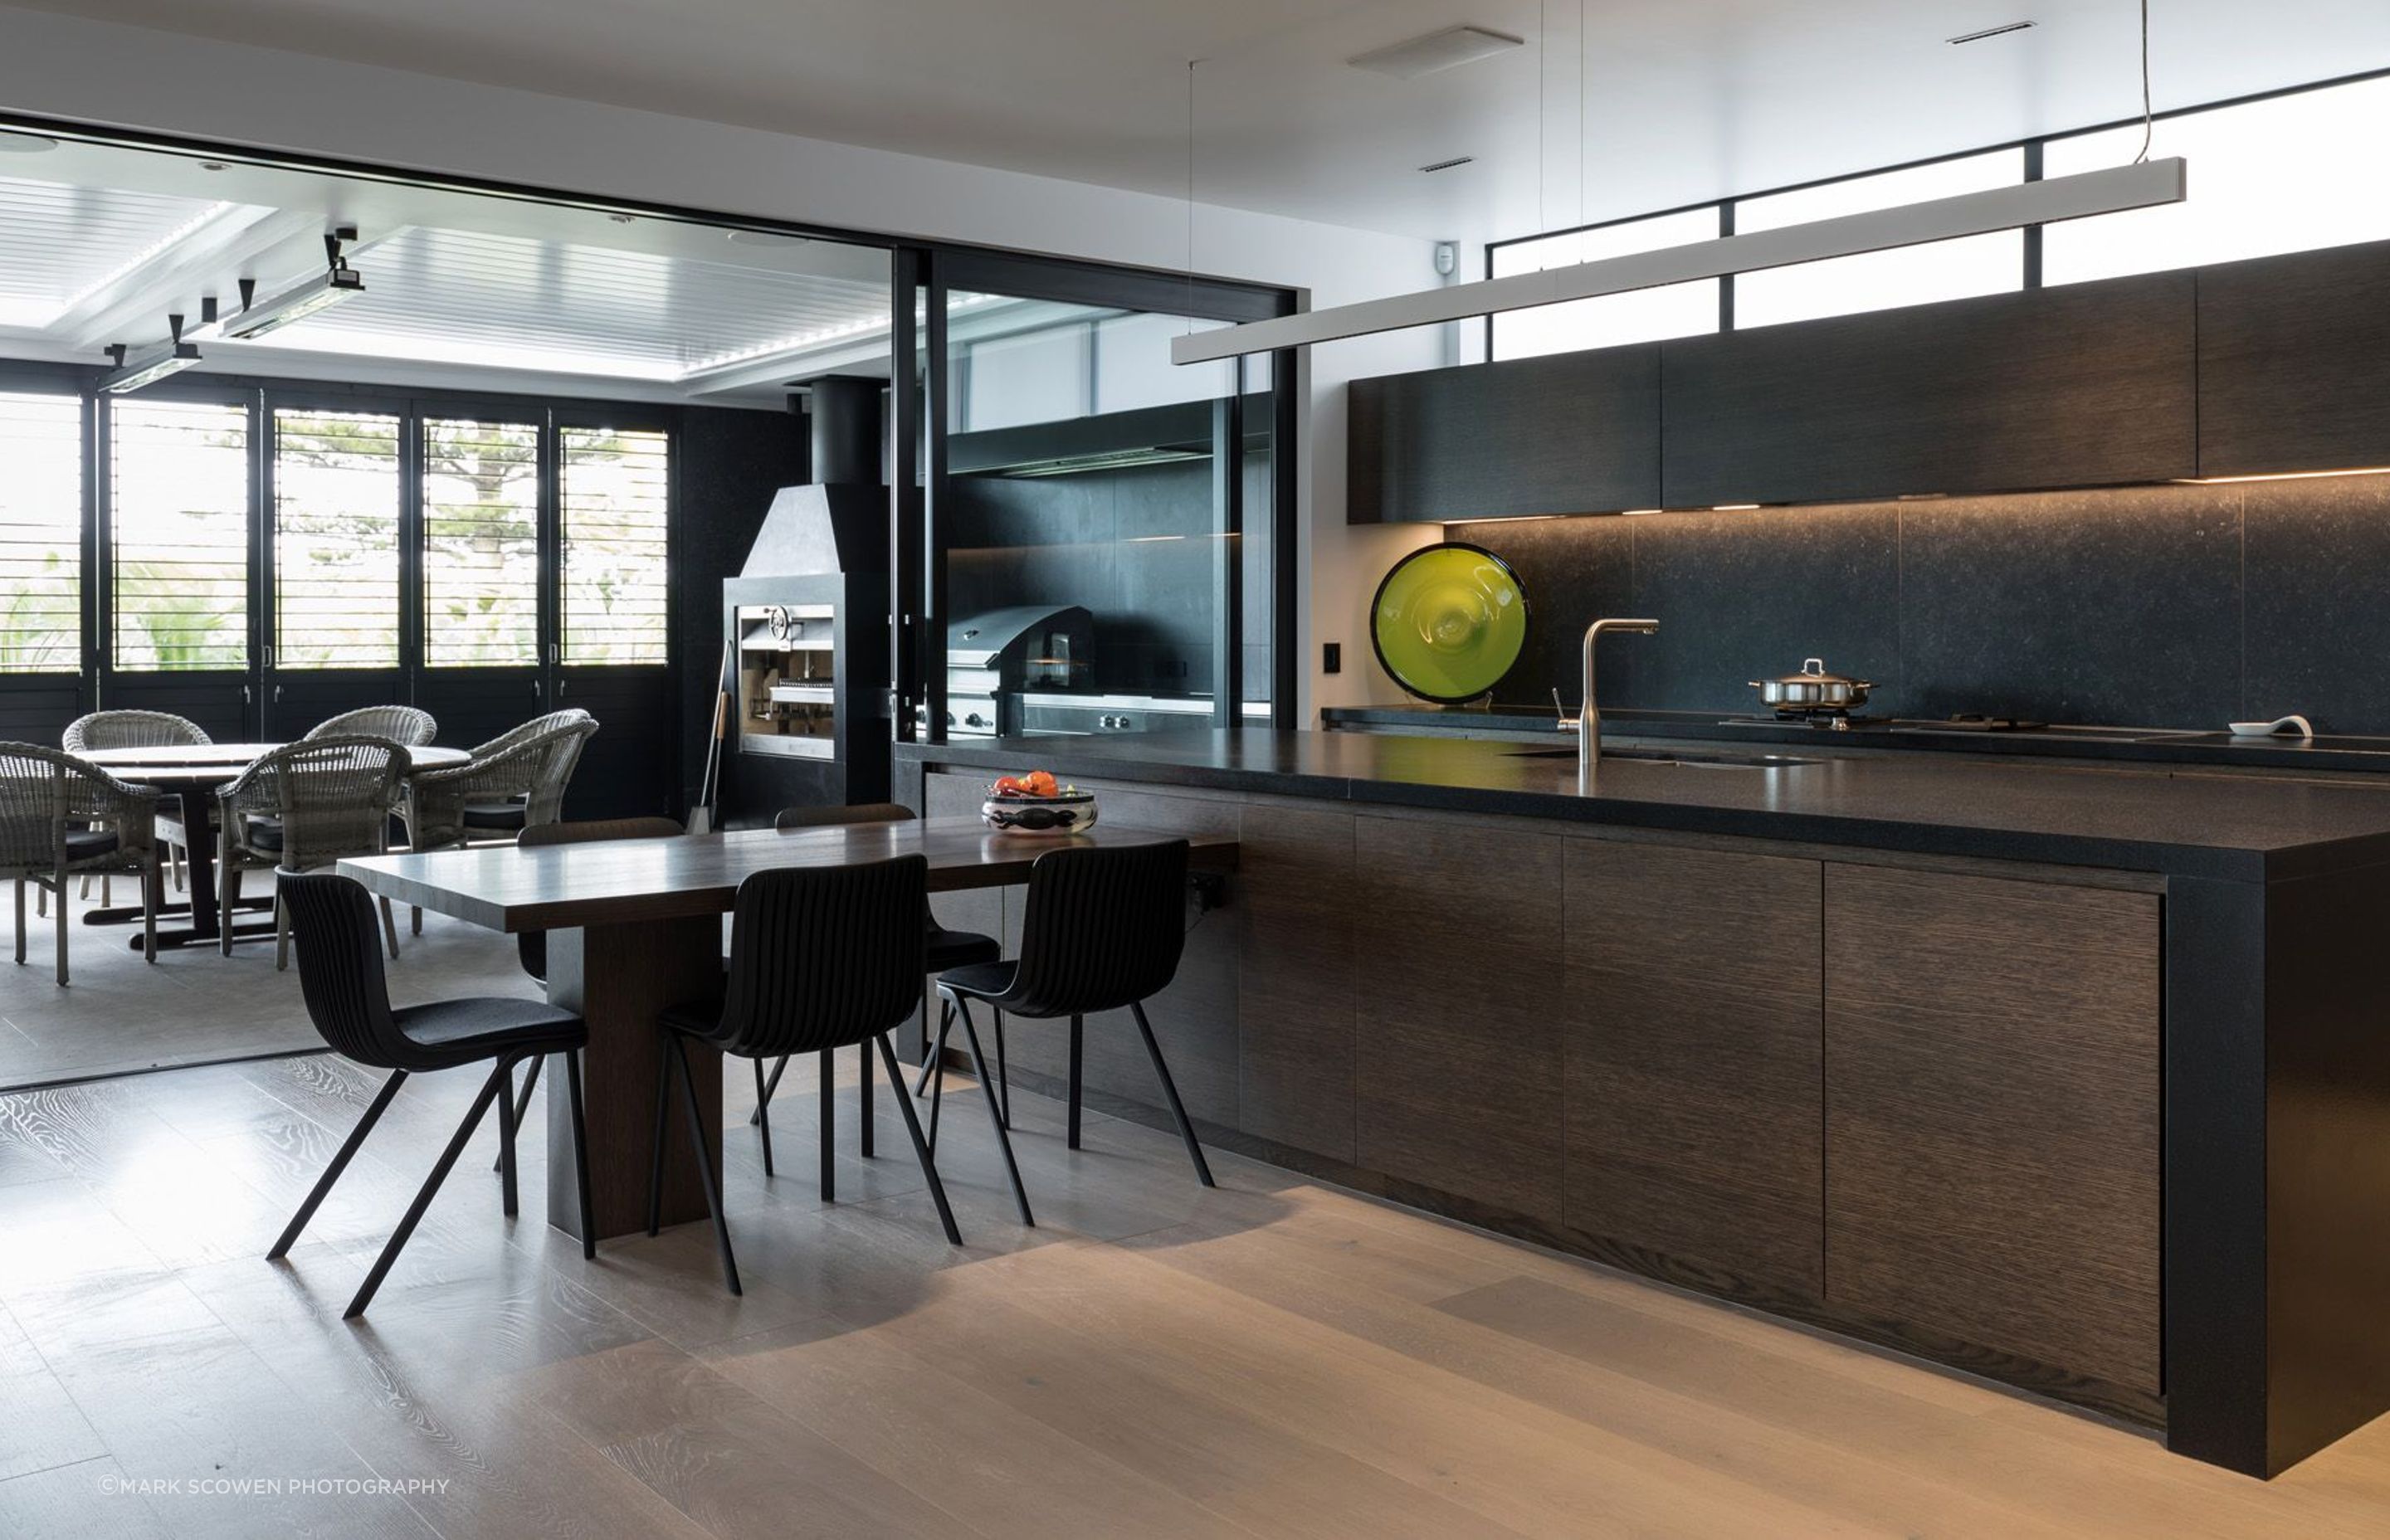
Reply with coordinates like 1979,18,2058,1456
1348,345,1661,523
2197,238,2390,477
1353,814,1567,1222
1661,271,2197,507
1236,803,1359,1162
1822,863,2162,1395
1561,841,1826,1298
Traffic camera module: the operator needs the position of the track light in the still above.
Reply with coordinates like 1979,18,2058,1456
97,314,202,395
211,227,364,341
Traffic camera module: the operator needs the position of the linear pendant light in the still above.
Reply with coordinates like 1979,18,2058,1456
1172,157,2186,364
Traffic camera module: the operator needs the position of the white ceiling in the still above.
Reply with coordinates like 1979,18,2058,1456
0,136,898,404
2,0,2385,241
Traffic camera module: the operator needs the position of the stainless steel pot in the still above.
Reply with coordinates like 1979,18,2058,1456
1749,657,1873,712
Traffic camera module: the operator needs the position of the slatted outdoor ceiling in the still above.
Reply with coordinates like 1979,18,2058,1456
273,407,402,670
0,392,83,675
0,175,238,329
281,226,893,378
110,399,251,673
559,425,670,665
422,417,541,669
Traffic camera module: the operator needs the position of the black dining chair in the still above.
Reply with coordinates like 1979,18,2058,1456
753,802,1002,1196
651,856,959,1295
932,840,1213,1229
484,815,685,1174
272,872,596,1318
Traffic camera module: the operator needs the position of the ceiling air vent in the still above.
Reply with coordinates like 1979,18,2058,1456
1947,21,2036,45
1418,156,1475,174
1349,26,1524,81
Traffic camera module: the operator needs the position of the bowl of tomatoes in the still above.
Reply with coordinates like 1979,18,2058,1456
980,769,1098,836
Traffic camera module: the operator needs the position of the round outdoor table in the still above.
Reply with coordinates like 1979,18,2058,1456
81,743,470,951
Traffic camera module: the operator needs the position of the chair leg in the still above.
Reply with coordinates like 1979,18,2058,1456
275,890,290,972
101,875,110,907
31,876,41,925
924,997,957,1153
817,1048,834,1201
1129,1001,1214,1188
1067,1013,1083,1151
912,997,953,1099
218,831,237,958
54,875,68,986
952,997,1033,1227
140,859,157,965
13,877,25,966
80,875,90,900
493,1056,543,1172
170,843,185,893
271,1071,407,1260
411,903,422,938
495,1055,521,1218
563,1048,595,1260
667,1033,741,1295
876,1033,961,1245
993,1008,1011,1128
646,1035,672,1238
749,1055,789,1125
858,1037,874,1158
379,897,402,960
345,1060,510,1318
753,1056,775,1178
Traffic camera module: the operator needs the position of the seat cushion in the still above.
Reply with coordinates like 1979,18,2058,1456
925,924,1002,972
243,815,285,853
937,959,1018,1002
658,993,728,1038
392,997,586,1066
63,827,120,860
464,801,527,832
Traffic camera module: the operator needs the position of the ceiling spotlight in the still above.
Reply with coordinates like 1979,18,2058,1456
212,227,364,340
0,130,60,154
99,315,202,395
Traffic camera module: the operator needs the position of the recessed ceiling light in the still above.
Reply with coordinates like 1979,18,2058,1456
1349,26,1524,82
0,131,60,154
1947,21,2035,45
609,213,636,224
727,229,808,248
200,161,228,171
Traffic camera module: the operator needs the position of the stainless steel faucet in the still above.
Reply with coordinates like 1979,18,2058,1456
1563,617,1659,774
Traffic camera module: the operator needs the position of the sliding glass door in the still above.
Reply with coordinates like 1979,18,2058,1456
413,410,548,750
100,388,255,741
261,397,407,738
900,250,1296,743
0,383,89,740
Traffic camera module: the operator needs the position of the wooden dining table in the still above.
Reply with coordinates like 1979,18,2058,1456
83,742,470,951
339,819,1240,1241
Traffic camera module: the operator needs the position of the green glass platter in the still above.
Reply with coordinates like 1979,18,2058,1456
1368,542,1529,704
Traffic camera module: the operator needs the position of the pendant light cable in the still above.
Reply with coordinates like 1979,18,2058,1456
2134,0,2153,163
1185,58,1197,327
1538,0,1549,232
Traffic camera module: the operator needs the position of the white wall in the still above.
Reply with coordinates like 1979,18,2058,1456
0,6,1450,719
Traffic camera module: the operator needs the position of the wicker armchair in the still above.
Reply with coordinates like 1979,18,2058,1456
405,714,598,854
398,713,596,937
2,743,160,983
217,736,410,970
303,706,437,748
61,709,209,904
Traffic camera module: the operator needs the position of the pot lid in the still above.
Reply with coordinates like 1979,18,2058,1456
1749,656,1874,689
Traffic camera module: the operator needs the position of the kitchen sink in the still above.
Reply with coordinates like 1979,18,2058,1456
1505,746,1822,769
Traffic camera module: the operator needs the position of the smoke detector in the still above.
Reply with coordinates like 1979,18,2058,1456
1349,26,1524,81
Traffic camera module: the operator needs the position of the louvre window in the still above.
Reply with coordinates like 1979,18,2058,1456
422,417,539,668
559,425,669,665
110,397,250,671
0,391,82,675
273,407,401,669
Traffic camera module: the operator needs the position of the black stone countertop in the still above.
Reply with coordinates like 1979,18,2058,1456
1321,704,2390,774
900,728,2390,882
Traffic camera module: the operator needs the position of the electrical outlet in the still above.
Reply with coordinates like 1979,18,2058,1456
1324,641,1342,674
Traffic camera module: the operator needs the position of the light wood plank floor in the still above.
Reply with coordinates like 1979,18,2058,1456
1,1045,2386,1538
2,884,534,1089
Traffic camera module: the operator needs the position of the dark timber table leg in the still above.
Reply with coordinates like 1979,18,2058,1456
544,916,724,1241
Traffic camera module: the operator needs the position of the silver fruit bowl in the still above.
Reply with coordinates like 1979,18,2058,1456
980,789,1098,836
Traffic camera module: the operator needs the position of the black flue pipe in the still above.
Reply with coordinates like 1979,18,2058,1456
806,375,884,486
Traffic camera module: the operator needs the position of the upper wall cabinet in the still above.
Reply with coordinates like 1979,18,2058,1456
1661,272,2197,507
2197,240,2390,478
1348,346,1661,523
